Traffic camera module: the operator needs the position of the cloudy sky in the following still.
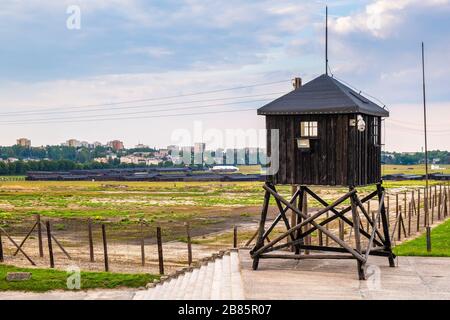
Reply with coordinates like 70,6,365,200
0,0,449,151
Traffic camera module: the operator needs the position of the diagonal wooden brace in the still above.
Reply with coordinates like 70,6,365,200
365,192,384,260
302,187,384,247
253,185,365,263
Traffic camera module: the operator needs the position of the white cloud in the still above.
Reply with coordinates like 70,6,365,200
331,0,450,38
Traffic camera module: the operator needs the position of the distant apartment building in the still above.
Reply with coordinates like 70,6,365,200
135,143,149,149
194,142,206,165
155,149,169,158
94,154,117,164
167,145,179,154
146,158,161,166
66,139,81,148
16,138,31,148
108,140,124,151
120,155,146,165
94,157,110,164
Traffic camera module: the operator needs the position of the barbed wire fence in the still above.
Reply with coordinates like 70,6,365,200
0,183,449,276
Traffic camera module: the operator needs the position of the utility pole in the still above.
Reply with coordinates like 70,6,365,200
422,42,431,252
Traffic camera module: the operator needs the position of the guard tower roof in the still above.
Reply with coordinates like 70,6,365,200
257,74,389,117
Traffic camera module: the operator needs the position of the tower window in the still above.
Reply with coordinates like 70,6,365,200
301,121,318,137
373,118,379,145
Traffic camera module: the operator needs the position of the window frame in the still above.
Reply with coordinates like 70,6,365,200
300,121,318,138
372,117,379,146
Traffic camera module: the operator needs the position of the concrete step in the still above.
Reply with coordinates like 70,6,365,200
175,269,192,300
192,263,208,300
230,250,245,299
133,250,245,300
221,253,232,300
210,256,223,300
183,267,199,300
201,261,215,300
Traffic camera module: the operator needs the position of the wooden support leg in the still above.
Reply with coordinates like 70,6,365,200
0,231,3,262
294,187,305,255
377,183,395,267
290,185,298,252
251,186,271,270
350,190,365,280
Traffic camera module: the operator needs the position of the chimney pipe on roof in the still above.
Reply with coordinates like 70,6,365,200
292,77,302,90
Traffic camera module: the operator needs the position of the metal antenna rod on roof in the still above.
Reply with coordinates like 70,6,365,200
325,6,329,75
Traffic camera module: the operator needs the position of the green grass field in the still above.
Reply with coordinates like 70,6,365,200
394,218,450,257
382,164,450,175
0,264,158,292
0,179,438,221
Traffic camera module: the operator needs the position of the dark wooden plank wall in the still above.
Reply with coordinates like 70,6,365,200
266,114,382,186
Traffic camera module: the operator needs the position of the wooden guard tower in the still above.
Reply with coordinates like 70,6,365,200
250,74,396,280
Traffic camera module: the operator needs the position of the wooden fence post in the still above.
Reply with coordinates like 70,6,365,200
426,226,432,252
408,202,412,236
233,225,238,249
156,226,164,275
0,231,3,262
397,205,402,241
46,221,54,268
339,220,344,241
445,191,448,218
417,189,421,232
403,192,407,223
88,218,94,262
37,214,43,258
140,219,145,267
434,185,437,207
438,185,442,220
185,222,192,266
102,224,109,272
386,195,390,225
424,188,428,228
431,191,435,224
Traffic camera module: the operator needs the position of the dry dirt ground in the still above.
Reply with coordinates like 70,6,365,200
0,181,448,276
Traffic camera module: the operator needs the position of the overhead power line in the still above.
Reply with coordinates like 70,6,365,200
0,97,275,124
0,79,290,116
1,107,259,126
0,92,285,119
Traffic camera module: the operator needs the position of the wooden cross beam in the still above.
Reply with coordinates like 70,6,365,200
254,184,365,263
251,182,396,278
265,185,301,242
353,195,385,244
301,187,384,247
364,191,384,261
253,186,356,257
13,221,38,256
0,227,36,266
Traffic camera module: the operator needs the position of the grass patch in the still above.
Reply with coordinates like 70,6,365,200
0,264,158,292
394,218,450,257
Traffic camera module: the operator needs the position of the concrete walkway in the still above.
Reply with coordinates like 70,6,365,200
0,288,137,300
3,250,450,300
239,249,450,300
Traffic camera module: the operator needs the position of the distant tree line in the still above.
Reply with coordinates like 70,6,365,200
0,145,157,163
0,160,176,175
382,151,450,165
